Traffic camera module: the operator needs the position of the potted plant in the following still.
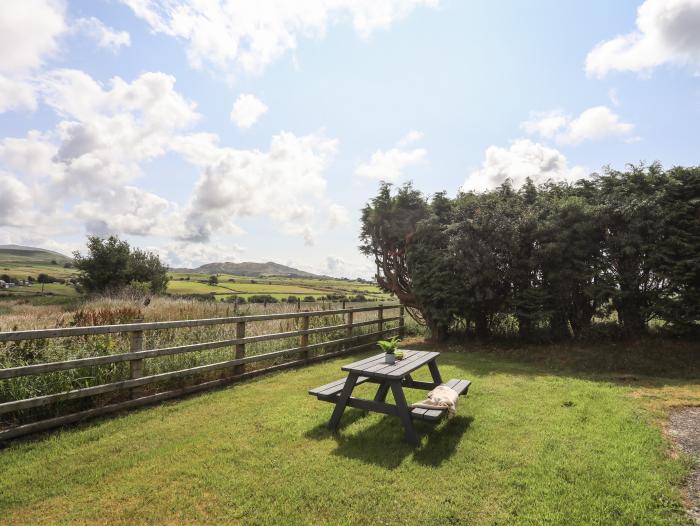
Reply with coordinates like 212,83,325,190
377,337,401,364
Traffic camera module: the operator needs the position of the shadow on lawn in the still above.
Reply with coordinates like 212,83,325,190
305,409,472,469
403,337,700,390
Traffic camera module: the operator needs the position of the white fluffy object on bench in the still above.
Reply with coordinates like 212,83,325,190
411,384,459,419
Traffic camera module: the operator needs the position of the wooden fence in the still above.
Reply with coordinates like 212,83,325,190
0,304,404,442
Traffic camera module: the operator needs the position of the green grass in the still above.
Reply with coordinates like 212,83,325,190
167,272,389,300
0,256,391,303
0,345,695,525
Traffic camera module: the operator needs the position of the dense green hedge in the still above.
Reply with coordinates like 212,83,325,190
360,163,700,340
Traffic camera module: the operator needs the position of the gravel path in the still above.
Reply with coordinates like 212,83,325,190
669,407,700,525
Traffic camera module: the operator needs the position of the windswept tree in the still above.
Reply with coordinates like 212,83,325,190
74,235,169,294
359,183,433,334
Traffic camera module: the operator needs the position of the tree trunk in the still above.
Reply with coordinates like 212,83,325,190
614,296,647,336
569,293,595,339
549,310,571,341
517,315,533,341
475,312,490,338
427,319,449,342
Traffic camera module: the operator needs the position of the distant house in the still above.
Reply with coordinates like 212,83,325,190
0,280,6,289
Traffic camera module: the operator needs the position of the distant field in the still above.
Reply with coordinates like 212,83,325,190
0,252,390,303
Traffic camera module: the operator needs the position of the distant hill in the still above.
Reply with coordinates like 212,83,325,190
0,245,72,265
181,261,320,278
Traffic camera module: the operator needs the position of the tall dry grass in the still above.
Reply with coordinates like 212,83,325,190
0,295,402,428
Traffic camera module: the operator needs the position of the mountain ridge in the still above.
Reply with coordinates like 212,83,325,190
0,245,72,264
0,245,322,278
171,261,321,278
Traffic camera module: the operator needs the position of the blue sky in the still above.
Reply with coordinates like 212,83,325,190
0,0,698,277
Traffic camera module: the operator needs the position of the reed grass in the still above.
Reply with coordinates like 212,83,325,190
0,296,403,429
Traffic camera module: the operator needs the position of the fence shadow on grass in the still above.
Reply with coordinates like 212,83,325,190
304,409,472,469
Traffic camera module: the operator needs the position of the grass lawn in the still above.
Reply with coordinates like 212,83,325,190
0,342,697,525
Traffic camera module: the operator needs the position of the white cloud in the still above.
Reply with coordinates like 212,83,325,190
0,0,66,75
608,88,620,107
462,139,588,192
121,0,438,76
284,253,375,279
0,70,200,239
37,69,199,193
0,172,33,227
73,186,175,237
0,132,57,177
586,0,700,77
1,64,345,250
397,130,424,146
521,110,568,139
230,94,268,128
158,242,246,269
74,17,131,51
0,0,66,114
521,106,634,145
355,131,426,180
328,204,350,227
558,106,634,144
176,131,339,244
0,76,37,113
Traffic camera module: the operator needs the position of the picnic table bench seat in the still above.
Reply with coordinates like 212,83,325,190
308,376,372,401
410,378,471,422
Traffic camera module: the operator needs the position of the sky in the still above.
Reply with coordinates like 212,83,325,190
0,0,698,278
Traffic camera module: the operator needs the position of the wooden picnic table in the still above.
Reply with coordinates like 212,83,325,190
309,350,471,446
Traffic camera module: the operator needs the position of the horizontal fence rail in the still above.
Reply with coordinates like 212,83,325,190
0,304,404,441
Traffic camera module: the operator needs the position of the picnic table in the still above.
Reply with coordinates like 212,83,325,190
309,350,471,445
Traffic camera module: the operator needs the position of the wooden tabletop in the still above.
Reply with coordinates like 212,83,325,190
342,350,440,380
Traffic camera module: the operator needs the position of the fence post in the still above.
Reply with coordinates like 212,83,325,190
129,320,144,399
234,320,246,375
399,305,405,339
301,313,310,361
377,304,384,339
346,310,353,339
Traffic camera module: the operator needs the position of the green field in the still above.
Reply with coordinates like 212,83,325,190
0,249,390,303
1,340,697,525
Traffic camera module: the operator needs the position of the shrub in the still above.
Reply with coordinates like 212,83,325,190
248,295,278,304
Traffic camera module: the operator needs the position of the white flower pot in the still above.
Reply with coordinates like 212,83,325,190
385,353,396,364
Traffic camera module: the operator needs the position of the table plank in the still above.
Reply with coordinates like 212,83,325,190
342,350,440,380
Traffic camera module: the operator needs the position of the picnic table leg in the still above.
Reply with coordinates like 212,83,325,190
389,381,420,446
327,373,359,431
374,381,390,403
428,360,443,385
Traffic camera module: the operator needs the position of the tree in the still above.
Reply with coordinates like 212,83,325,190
535,183,605,339
654,166,700,329
406,192,460,341
597,164,666,335
130,248,170,293
37,273,56,293
73,235,169,294
359,164,699,341
450,187,519,338
360,183,432,333
208,275,219,286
